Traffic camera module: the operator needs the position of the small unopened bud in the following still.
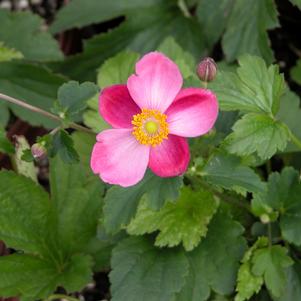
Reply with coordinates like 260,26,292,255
260,214,270,224
196,57,217,82
31,143,47,160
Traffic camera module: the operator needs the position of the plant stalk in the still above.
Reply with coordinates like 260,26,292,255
288,129,301,151
0,92,93,134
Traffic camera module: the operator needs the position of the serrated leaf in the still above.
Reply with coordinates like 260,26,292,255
0,61,65,128
277,90,301,152
235,237,268,301
252,167,301,245
176,210,246,301
279,262,301,301
222,0,279,63
210,55,285,115
0,171,54,255
252,245,293,298
109,236,189,301
51,2,206,81
97,51,139,88
0,42,23,62
0,9,62,61
127,186,219,251
225,113,290,160
57,81,98,120
49,155,104,255
202,153,266,194
0,127,14,154
50,129,79,164
0,253,93,301
50,0,160,34
104,171,183,233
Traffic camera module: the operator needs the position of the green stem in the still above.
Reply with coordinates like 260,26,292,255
288,129,301,150
178,0,191,17
45,294,80,301
267,222,272,249
0,92,93,134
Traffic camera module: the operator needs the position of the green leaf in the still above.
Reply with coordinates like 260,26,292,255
290,59,301,85
0,9,63,61
51,2,206,81
97,50,140,88
127,186,219,251
49,155,104,255
289,0,301,9
104,171,183,233
202,153,266,194
0,254,59,300
196,0,235,49
0,171,54,255
176,210,246,301
0,253,93,301
222,0,279,63
109,236,189,301
252,167,301,245
50,130,79,164
0,102,9,126
157,36,196,79
277,91,301,152
13,135,37,182
56,81,99,120
252,245,293,298
279,263,301,301
210,55,285,115
0,61,65,128
0,42,23,62
50,0,161,34
0,127,14,154
225,113,290,160
235,237,268,301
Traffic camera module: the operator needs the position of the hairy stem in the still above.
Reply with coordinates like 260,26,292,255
45,294,80,301
178,0,191,17
0,92,93,134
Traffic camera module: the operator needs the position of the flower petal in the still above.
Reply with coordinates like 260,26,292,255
127,52,183,112
148,135,190,177
166,88,219,137
99,85,140,128
91,129,150,187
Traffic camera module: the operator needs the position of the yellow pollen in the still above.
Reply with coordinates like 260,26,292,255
132,109,169,146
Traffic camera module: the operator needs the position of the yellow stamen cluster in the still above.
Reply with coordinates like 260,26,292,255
132,109,169,146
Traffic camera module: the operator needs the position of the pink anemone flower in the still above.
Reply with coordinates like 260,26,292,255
90,52,219,187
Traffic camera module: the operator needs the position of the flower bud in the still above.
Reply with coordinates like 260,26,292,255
196,57,217,82
31,143,47,160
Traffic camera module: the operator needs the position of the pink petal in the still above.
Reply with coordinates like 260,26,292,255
90,129,150,187
166,88,219,137
127,52,183,112
99,85,140,128
148,135,190,177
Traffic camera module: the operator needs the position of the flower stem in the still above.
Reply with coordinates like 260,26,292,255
0,92,93,134
288,129,301,151
44,294,80,301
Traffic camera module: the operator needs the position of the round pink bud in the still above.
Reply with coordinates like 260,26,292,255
196,57,217,82
31,143,47,160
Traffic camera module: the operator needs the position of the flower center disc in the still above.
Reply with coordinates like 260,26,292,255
132,109,169,146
